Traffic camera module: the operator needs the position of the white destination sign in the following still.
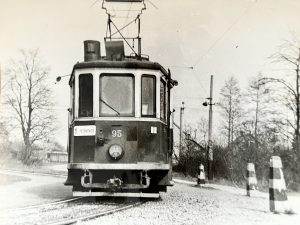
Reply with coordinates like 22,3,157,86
74,125,96,136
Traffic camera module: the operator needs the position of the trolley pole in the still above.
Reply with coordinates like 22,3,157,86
207,75,214,181
179,102,185,158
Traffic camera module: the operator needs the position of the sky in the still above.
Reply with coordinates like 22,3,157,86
1,0,300,146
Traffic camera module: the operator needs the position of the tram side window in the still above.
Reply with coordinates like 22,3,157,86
141,75,156,117
71,80,75,119
160,80,166,121
78,74,93,117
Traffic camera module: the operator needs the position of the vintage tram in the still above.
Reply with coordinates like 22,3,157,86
64,41,177,197
64,0,177,198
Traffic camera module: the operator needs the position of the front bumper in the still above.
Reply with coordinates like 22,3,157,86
68,162,170,170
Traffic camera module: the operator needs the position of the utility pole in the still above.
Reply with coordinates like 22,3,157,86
171,108,175,153
179,102,185,158
203,75,214,180
208,75,214,180
171,109,175,129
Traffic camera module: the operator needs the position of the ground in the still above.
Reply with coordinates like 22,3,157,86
0,170,72,210
82,181,300,225
0,163,299,225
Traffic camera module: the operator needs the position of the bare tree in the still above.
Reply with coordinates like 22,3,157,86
5,49,55,165
196,117,208,143
0,121,10,162
258,38,300,186
261,39,300,171
218,77,243,182
219,76,242,149
233,75,285,180
243,75,280,161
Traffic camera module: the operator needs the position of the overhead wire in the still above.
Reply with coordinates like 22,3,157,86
192,1,258,68
190,73,208,98
90,0,100,8
146,0,158,9
186,1,259,101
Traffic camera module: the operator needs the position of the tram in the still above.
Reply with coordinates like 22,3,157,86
64,0,177,198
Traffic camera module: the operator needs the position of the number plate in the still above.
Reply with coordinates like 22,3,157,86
111,128,123,138
74,125,96,136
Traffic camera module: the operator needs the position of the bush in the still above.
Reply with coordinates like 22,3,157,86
173,141,228,180
173,138,299,191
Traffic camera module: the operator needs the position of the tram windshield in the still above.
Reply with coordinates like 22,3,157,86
99,74,134,116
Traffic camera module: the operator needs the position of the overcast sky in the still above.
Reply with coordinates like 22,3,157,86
1,0,300,146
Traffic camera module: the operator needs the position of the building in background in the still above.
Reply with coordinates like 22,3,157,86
46,150,68,163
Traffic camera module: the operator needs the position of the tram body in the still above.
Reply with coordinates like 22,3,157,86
65,41,176,198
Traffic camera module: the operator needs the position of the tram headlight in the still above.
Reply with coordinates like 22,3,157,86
108,144,123,160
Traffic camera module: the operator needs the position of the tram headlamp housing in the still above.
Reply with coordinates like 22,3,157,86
108,144,123,160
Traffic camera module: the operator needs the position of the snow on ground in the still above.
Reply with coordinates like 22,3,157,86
82,181,300,225
174,178,300,216
42,163,68,172
0,170,72,210
0,165,299,225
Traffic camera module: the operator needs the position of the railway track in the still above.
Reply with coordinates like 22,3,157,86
0,169,147,225
1,194,146,225
5,197,84,212
47,200,145,225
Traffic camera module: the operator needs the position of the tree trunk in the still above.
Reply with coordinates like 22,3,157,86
254,85,259,163
296,54,300,185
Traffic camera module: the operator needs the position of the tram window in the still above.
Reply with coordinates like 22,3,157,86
99,74,134,116
160,79,166,121
78,74,93,117
141,75,156,117
71,79,75,119
166,85,169,119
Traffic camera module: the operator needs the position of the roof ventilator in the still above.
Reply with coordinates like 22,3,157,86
84,40,101,62
105,41,125,61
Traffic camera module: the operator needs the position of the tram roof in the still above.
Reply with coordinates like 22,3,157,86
70,58,169,85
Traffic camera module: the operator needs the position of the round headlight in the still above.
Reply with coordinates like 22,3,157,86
108,144,123,160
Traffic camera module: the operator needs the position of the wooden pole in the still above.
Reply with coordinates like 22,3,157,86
207,75,214,180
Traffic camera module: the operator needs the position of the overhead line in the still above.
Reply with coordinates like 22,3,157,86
146,0,158,9
90,0,100,8
187,1,258,100
192,1,257,68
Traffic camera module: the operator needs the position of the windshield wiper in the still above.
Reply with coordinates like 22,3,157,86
100,98,121,116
